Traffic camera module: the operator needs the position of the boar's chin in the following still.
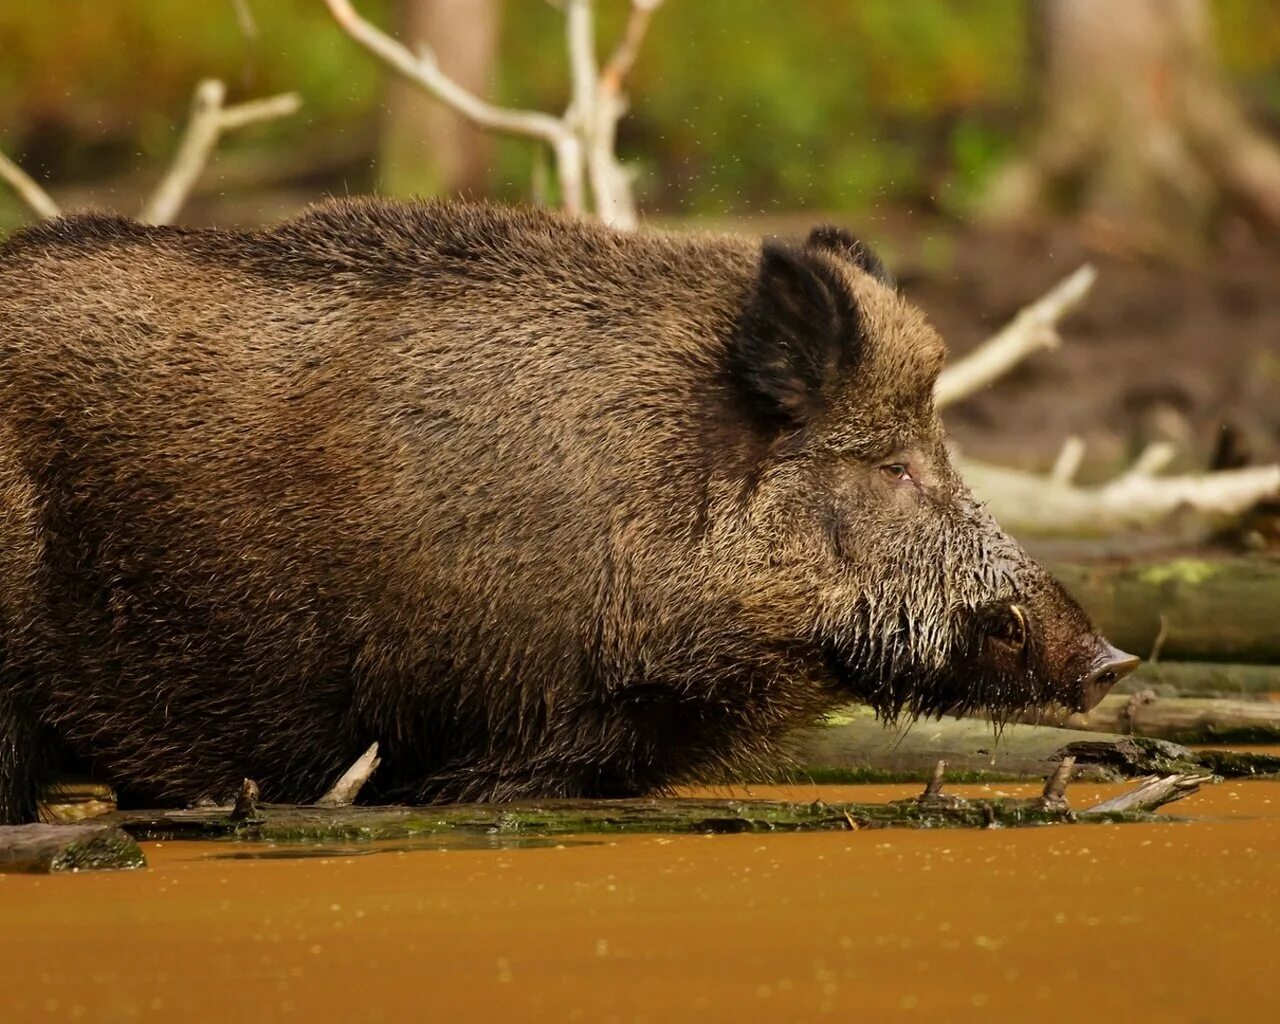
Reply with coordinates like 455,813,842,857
824,641,1056,726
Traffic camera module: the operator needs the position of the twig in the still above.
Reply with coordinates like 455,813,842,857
229,778,261,821
322,0,584,214
1083,773,1211,815
1049,436,1086,487
934,264,1097,408
0,148,61,219
599,0,665,95
1038,756,1075,812
316,742,382,808
139,79,299,225
1120,441,1179,480
918,760,947,802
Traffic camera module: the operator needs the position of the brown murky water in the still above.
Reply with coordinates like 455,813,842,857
2,780,1276,1023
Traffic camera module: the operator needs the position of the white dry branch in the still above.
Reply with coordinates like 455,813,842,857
139,79,301,225
316,742,382,808
934,263,1098,408
0,148,61,218
958,452,1280,535
323,0,664,229
933,262,1280,533
1,78,299,226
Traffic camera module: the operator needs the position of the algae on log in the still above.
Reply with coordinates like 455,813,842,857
1049,556,1280,663
106,786,1194,844
0,823,146,874
785,704,1245,783
1009,693,1280,745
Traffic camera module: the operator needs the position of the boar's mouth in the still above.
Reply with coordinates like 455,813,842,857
820,608,1140,724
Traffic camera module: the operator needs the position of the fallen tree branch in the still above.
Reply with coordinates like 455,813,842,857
1083,773,1210,815
785,703,1268,784
0,148,61,219
0,823,145,874
316,742,382,807
1008,693,1280,745
934,264,1097,408
138,79,301,225
958,453,1280,536
104,783,1188,843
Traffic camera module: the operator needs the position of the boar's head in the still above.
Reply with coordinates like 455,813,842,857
719,227,1137,722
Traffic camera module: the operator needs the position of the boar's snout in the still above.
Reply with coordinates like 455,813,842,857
1076,640,1140,712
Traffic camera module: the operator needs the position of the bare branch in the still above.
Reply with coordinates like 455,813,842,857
565,0,599,125
1084,773,1211,815
323,0,584,214
0,148,61,220
600,0,665,96
935,264,1097,408
1120,441,1179,480
139,80,300,225
1038,756,1075,812
958,454,1280,535
217,92,302,132
323,0,567,145
1049,436,1086,487
316,742,382,808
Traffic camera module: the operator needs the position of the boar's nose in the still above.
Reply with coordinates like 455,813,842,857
1077,642,1140,712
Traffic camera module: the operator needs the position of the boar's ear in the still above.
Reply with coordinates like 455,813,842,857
806,226,895,288
728,241,862,428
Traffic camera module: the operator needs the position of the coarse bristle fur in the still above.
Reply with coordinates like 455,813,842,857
0,198,1108,822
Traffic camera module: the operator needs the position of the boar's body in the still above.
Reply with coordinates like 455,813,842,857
0,200,1133,822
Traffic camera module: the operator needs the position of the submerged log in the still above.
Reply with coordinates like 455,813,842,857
106,772,1200,844
1048,556,1280,663
785,704,1269,783
0,823,146,874
1010,693,1280,745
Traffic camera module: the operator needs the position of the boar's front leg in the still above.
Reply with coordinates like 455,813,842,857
0,692,45,824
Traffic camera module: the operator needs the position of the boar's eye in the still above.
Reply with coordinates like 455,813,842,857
880,462,911,482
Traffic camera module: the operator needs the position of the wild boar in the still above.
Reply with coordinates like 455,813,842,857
0,199,1137,822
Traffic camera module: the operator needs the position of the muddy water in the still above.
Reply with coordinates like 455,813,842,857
2,781,1276,1024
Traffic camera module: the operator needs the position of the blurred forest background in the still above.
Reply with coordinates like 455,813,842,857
2,0,1279,524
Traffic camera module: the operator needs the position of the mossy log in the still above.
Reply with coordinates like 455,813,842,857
1009,693,1280,745
1114,660,1280,699
1048,556,1280,663
0,823,146,874
105,778,1199,844
788,705,1280,783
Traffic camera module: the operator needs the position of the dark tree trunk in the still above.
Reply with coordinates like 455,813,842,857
981,0,1280,248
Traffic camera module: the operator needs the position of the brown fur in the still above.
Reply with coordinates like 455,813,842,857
0,199,1112,822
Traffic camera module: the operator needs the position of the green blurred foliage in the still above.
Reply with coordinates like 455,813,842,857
1,0,1279,221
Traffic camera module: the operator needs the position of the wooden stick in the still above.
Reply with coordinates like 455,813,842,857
0,148,61,219
934,264,1097,408
958,455,1280,536
323,0,582,214
1038,756,1075,812
1083,773,1210,815
316,742,382,808
139,80,300,225
229,778,261,821
919,760,947,802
